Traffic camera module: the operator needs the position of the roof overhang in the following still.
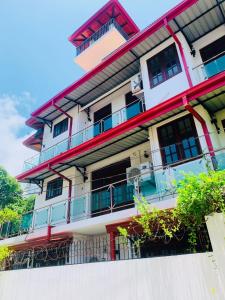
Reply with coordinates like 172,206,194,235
68,0,139,47
18,71,225,183
23,130,43,152
26,0,225,128
26,0,210,129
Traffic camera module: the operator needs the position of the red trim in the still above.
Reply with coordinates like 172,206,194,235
182,96,215,156
47,225,52,242
164,19,193,88
16,71,225,182
26,0,198,127
109,231,116,261
48,165,72,224
106,219,131,234
68,0,139,46
15,232,73,250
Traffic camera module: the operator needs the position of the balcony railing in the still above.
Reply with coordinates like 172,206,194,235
194,51,225,81
2,230,211,271
23,98,145,172
2,138,225,240
76,18,129,56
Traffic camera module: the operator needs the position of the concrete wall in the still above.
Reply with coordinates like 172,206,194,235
0,252,224,300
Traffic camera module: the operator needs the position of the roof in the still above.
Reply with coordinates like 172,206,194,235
23,130,43,152
68,0,139,47
25,0,225,129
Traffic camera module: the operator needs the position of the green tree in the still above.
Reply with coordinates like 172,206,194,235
0,166,23,208
0,166,35,212
118,170,225,249
0,208,19,266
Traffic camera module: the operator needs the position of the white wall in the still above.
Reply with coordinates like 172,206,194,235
0,253,224,300
140,26,225,110
141,33,191,110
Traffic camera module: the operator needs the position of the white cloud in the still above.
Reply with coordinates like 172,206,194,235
0,93,36,176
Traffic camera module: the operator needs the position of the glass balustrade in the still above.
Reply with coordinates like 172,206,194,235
20,212,33,233
23,99,145,172
34,208,49,228
70,196,88,220
215,151,225,171
204,54,225,78
5,146,225,240
194,53,225,81
50,202,67,225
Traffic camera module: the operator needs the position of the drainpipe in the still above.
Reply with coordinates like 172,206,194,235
164,19,215,161
164,18,193,88
48,164,72,224
52,101,73,148
182,96,215,158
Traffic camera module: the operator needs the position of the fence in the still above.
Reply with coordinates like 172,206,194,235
2,228,211,271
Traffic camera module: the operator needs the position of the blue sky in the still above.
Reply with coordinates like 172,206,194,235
0,0,180,174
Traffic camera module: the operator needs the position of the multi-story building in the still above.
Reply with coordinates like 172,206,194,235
1,0,225,269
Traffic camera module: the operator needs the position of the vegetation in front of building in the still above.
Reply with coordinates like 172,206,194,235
0,166,36,265
118,170,225,250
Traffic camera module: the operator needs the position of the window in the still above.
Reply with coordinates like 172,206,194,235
93,104,112,136
53,118,68,138
46,178,63,200
157,115,201,166
147,44,181,88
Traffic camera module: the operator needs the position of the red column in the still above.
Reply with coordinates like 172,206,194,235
109,231,116,261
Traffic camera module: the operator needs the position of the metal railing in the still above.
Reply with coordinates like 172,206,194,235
76,18,129,56
23,98,145,172
193,51,225,81
2,134,225,240
2,229,211,271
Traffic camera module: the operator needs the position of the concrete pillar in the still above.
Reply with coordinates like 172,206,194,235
206,213,225,296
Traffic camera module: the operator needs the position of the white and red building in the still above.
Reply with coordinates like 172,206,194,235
1,0,225,268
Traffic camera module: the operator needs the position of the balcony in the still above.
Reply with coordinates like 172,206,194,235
23,98,145,172
76,18,129,56
194,52,225,82
3,140,225,240
75,18,130,71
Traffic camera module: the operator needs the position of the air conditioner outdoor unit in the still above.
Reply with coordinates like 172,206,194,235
126,162,154,186
131,74,143,95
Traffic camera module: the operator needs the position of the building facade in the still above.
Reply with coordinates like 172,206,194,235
1,0,225,269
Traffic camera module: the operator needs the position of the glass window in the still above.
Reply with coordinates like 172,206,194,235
46,178,63,200
53,118,68,138
157,115,201,166
147,44,181,88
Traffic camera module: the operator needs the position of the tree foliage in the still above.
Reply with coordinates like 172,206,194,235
0,167,36,266
0,166,35,213
0,208,19,266
118,170,225,249
0,166,23,208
